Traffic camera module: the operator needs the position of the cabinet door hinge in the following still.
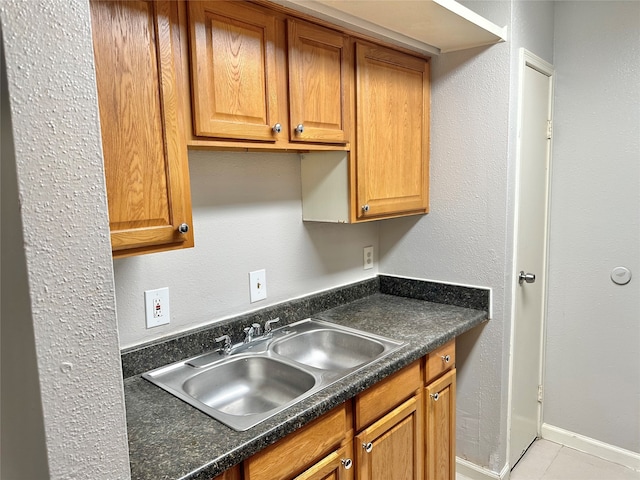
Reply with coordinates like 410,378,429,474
546,120,553,140
537,385,544,403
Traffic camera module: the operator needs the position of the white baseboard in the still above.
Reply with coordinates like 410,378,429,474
456,457,510,480
541,423,640,471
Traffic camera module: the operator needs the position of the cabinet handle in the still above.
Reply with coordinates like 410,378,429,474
341,458,353,470
431,392,440,401
272,123,282,134
177,223,189,234
295,124,304,134
442,354,451,363
361,204,370,213
362,442,373,453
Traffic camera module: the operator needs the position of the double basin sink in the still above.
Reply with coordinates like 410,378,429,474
143,318,404,431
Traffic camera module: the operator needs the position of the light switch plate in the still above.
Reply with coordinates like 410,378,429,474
145,287,170,328
249,269,267,303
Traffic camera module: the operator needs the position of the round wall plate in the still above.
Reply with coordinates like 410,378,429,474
611,266,632,285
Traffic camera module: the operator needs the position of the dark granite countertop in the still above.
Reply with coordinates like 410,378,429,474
124,282,488,480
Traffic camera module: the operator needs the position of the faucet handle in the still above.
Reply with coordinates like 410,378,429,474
264,317,280,334
252,322,262,336
243,326,255,343
215,334,232,354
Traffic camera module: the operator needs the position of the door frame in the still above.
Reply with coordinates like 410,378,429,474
506,48,555,471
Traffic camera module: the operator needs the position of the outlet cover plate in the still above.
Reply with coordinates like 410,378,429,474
145,287,170,328
249,269,267,303
364,246,374,270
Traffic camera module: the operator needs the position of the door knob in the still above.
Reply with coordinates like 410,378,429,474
519,271,536,285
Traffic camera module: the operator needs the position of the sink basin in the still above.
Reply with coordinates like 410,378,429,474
143,318,404,431
183,356,315,416
272,329,385,370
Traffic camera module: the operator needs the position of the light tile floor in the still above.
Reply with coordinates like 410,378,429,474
457,439,640,480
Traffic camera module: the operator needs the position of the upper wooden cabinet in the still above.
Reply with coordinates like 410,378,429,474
287,19,350,144
354,42,430,220
185,1,350,148
301,42,430,223
90,0,194,258
188,1,280,142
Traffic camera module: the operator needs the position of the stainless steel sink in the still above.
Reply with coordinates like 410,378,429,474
143,318,404,431
271,329,385,370
183,356,316,416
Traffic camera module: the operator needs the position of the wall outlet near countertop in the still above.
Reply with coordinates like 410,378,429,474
145,287,170,328
364,246,374,270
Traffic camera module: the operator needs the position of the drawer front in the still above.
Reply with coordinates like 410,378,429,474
244,403,348,480
425,340,455,384
354,359,422,431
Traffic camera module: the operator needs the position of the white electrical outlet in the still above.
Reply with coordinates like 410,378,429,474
364,246,374,270
145,287,170,328
249,269,267,303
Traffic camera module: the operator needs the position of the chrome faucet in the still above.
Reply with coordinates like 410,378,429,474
240,318,281,346
243,326,255,343
264,317,280,334
215,334,232,355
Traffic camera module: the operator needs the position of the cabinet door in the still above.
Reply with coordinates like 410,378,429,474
294,443,354,480
355,42,430,220
355,394,424,480
211,465,241,480
287,20,350,144
425,369,456,480
91,0,193,257
244,404,348,480
189,1,280,141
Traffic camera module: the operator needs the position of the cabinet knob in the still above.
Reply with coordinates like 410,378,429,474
442,354,451,363
362,442,373,453
361,204,370,213
272,123,282,134
430,392,440,401
177,223,189,234
295,124,304,134
341,458,353,470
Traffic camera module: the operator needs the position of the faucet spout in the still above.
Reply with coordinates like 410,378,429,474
243,326,255,343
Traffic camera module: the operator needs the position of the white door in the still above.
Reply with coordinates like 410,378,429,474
509,50,553,469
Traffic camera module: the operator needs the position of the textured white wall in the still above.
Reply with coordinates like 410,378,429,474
115,151,379,348
0,1,130,478
380,0,555,472
545,1,640,453
1,36,50,478
379,3,512,471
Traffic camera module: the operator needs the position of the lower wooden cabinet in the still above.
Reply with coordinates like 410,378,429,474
234,348,456,480
244,403,350,480
425,369,456,480
425,340,457,480
355,394,424,480
294,442,354,480
211,465,241,480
